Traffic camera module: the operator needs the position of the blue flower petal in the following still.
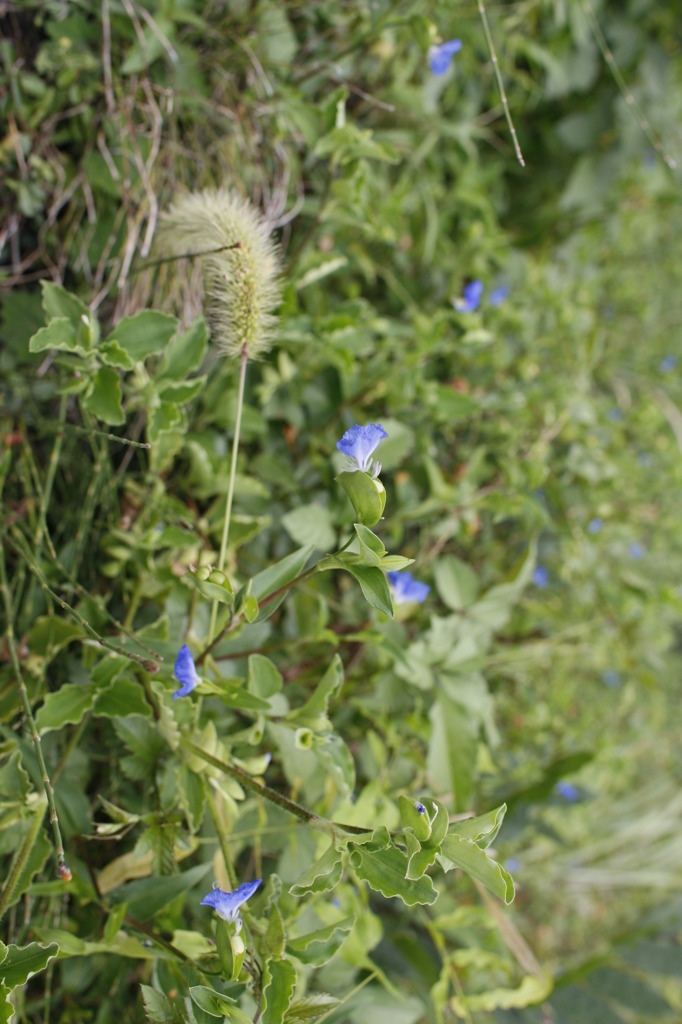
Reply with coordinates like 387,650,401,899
532,566,549,588
387,570,430,605
336,423,388,473
414,801,426,815
454,279,484,312
660,355,676,373
556,782,579,802
489,285,509,307
587,517,603,534
200,879,262,921
628,542,644,560
429,39,463,75
602,670,621,688
173,644,200,699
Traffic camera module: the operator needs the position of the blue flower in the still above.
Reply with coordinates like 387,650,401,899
505,857,521,873
336,423,388,474
173,644,200,699
489,285,509,307
387,570,430,605
660,355,676,373
587,517,603,534
556,781,578,802
602,670,621,688
200,880,262,929
532,566,549,588
607,408,624,422
628,542,644,560
454,279,483,312
414,801,426,815
429,39,463,76
637,453,653,468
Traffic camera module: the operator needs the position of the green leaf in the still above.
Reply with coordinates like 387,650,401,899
335,472,385,527
261,956,297,1024
263,903,286,959
244,545,316,622
157,317,208,381
449,804,507,850
181,567,234,607
399,795,432,842
98,340,136,370
156,378,206,404
0,941,59,989
41,281,90,327
110,863,211,921
28,317,78,354
434,556,479,610
190,985,237,1018
248,655,283,699
427,695,477,813
287,655,344,731
82,366,125,425
439,834,514,904
287,916,354,965
313,733,355,795
140,985,185,1024
335,561,394,617
36,685,97,734
281,503,336,551
348,828,439,906
94,676,153,719
107,311,177,362
452,973,552,1013
290,843,343,897
353,524,386,566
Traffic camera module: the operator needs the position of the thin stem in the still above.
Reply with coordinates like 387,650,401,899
179,738,369,837
0,547,71,882
581,0,676,170
477,0,525,168
209,343,248,643
7,529,161,672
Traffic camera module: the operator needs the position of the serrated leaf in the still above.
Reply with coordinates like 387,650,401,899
439,835,514,904
157,316,208,380
287,916,354,965
348,828,438,906
190,985,237,1018
41,281,90,326
94,676,153,720
82,366,125,425
290,844,343,897
287,655,344,731
261,956,297,1024
36,685,97,734
28,317,78,354
0,942,59,989
452,973,552,1012
107,311,177,361
140,985,185,1024
449,804,507,850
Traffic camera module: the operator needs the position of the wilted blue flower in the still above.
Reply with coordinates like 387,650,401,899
336,423,388,474
587,517,603,534
454,279,484,312
429,39,462,75
387,570,430,605
532,566,549,588
628,542,644,560
556,781,578,801
602,670,621,688
660,355,676,373
173,644,200,699
414,802,426,815
489,285,509,307
200,880,262,929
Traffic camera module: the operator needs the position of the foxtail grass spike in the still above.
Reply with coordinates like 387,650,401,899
157,189,282,358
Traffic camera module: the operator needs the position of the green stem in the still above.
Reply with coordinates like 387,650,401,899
7,530,160,673
206,787,238,890
0,796,47,924
0,547,71,883
209,343,248,643
179,738,369,837
476,0,525,168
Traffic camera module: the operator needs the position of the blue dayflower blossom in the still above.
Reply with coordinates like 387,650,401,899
387,570,430,605
628,542,644,560
505,857,521,873
200,880,262,930
429,38,462,76
336,423,388,475
454,279,484,312
587,517,603,534
489,285,509,307
173,644,200,699
532,566,549,588
602,670,621,688
414,801,426,815
660,355,676,373
607,408,624,422
556,781,579,802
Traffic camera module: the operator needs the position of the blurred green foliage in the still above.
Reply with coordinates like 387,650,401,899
1,0,682,1021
